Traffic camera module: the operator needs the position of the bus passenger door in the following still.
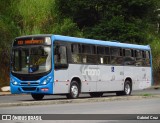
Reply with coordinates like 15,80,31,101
53,45,69,94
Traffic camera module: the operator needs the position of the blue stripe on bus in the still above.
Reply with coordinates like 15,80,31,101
53,35,150,50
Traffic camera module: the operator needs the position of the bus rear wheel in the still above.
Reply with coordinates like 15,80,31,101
31,94,44,100
89,92,103,97
116,80,132,96
66,81,80,99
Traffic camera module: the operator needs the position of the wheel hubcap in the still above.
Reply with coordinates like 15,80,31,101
71,85,78,97
125,84,130,95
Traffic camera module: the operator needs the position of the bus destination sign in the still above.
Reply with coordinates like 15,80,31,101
18,40,44,45
14,39,44,46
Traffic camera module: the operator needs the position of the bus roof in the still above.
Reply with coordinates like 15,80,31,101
14,34,150,50
53,35,150,50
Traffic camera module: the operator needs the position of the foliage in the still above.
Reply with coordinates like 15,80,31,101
0,0,81,87
149,35,160,85
52,18,83,37
56,0,157,43
84,17,149,43
0,0,160,87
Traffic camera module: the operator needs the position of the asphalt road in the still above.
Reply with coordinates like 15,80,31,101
0,89,159,104
1,97,160,114
0,98,160,123
0,89,160,123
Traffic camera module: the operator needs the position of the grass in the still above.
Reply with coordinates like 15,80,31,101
141,93,153,97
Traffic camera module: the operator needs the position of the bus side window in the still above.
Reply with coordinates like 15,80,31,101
97,46,105,64
110,47,123,65
80,45,89,63
135,50,143,66
87,45,97,64
97,46,110,64
124,49,135,65
71,43,80,54
145,51,151,66
97,46,105,55
71,44,81,63
82,44,91,54
104,47,110,64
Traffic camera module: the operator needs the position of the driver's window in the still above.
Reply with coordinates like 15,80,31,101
54,45,67,64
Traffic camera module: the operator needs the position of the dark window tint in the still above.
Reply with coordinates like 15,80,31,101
111,47,120,56
135,58,143,66
146,51,150,59
124,49,135,65
81,44,97,64
97,46,105,55
125,49,131,57
111,56,123,65
135,50,142,58
82,45,91,54
110,47,123,65
71,44,80,54
98,56,110,64
87,55,97,63
105,47,110,55
91,45,96,54
145,51,151,66
54,46,67,64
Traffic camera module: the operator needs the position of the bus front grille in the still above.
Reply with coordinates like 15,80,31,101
20,82,39,86
22,87,37,91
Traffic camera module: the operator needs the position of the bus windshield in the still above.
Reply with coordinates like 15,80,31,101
12,46,51,74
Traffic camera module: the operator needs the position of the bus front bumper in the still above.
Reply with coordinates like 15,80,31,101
10,82,53,94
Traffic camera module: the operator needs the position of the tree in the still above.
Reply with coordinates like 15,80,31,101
56,0,157,43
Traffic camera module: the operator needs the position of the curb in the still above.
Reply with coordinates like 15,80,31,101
0,95,160,107
152,85,160,89
145,85,160,89
0,92,11,96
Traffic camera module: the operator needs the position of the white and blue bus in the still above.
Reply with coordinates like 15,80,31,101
10,34,152,100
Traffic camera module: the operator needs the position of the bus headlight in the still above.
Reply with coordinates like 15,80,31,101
11,78,18,85
41,76,52,85
13,81,18,85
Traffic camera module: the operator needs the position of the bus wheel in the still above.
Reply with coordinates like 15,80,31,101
66,81,79,99
31,94,44,100
124,80,132,95
116,80,132,96
89,92,103,97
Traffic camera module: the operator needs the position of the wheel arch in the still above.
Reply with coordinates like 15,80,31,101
71,77,82,93
125,77,132,90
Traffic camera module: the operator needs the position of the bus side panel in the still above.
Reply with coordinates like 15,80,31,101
53,69,70,94
124,66,137,90
68,64,97,92
97,65,124,91
137,67,151,89
146,67,152,88
124,66,151,90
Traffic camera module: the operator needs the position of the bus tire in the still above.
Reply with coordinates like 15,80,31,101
124,80,132,95
66,81,80,99
31,94,44,100
89,92,103,97
116,80,132,96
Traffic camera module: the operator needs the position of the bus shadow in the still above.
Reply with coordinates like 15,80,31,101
19,94,117,101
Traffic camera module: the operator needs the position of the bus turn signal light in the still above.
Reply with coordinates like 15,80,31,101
41,88,49,92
